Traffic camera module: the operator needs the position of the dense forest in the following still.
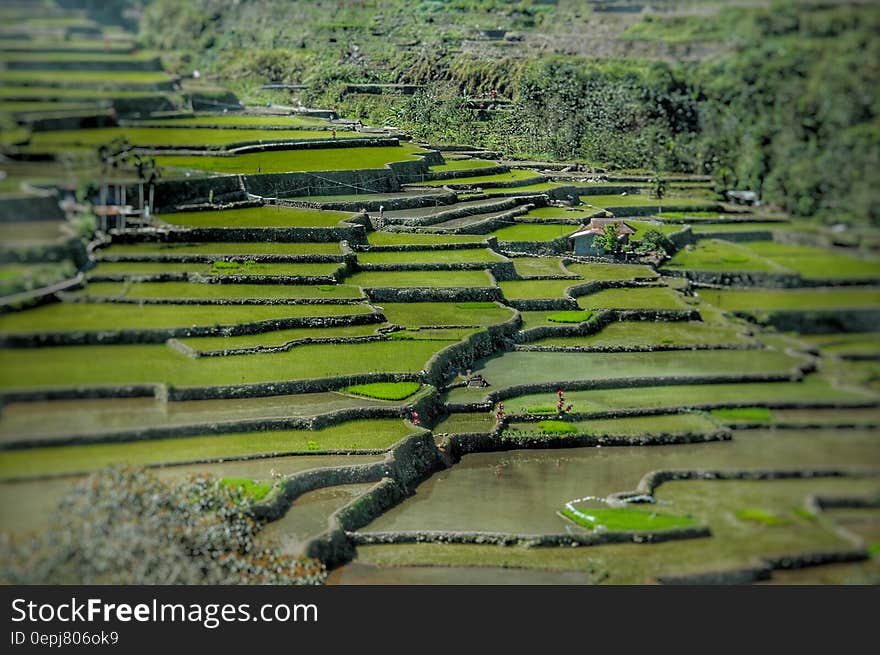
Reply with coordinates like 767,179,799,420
108,0,879,225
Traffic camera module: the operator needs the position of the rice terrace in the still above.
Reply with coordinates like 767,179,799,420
0,0,878,586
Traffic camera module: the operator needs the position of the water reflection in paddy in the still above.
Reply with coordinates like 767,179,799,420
258,483,374,555
0,453,383,534
364,428,880,535
0,392,395,444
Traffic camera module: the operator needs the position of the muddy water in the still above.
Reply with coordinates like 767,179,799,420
0,454,383,534
363,428,880,535
327,562,601,585
0,393,392,444
257,483,374,555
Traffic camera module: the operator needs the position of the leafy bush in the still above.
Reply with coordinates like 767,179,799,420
0,467,326,585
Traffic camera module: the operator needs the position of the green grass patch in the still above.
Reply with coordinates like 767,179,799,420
511,257,567,277
159,206,355,228
666,239,787,272
132,114,330,128
0,419,416,479
490,222,575,242
356,248,504,264
346,269,493,288
564,262,658,281
30,127,360,149
0,70,171,87
711,407,773,422
180,323,382,351
576,286,687,310
220,477,274,502
560,506,698,532
534,321,749,348
378,302,514,327
735,508,790,526
537,420,577,435
367,232,485,246
429,159,498,171
499,278,579,300
0,340,450,391
155,144,428,174
77,281,360,301
579,192,715,211
547,310,593,324
98,241,342,257
743,241,880,280
0,302,371,334
417,169,540,186
697,287,880,311
343,381,421,401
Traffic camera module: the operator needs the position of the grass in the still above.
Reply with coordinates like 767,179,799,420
133,114,331,128
378,302,514,327
579,193,715,211
711,407,773,422
511,257,568,277
696,287,880,311
531,321,750,348
519,206,596,220
576,286,688,310
546,310,593,324
499,279,579,300
155,144,428,174
0,340,450,391
505,413,719,438
0,419,416,479
367,232,485,246
159,206,355,228
0,70,171,87
802,333,880,357
77,281,361,301
501,376,869,416
356,248,505,264
220,477,274,502
30,127,361,149
416,169,540,186
560,506,698,532
735,508,790,526
449,349,802,399
743,241,880,280
563,262,658,281
87,260,340,278
0,85,169,100
343,381,421,401
490,222,575,242
665,239,788,273
0,302,371,333
98,241,342,256
429,159,499,171
180,323,382,351
346,270,494,288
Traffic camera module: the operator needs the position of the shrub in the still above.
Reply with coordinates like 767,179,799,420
0,467,326,585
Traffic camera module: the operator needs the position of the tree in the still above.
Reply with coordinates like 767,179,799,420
650,171,668,200
639,228,674,256
600,222,622,254
0,467,326,585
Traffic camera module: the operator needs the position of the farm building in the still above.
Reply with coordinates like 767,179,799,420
568,218,636,255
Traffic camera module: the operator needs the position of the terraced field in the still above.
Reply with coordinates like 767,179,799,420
1,9,877,587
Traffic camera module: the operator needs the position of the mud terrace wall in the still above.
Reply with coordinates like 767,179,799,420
363,286,503,303
349,526,710,548
662,268,803,288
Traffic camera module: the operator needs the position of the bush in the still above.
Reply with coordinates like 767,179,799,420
0,467,326,585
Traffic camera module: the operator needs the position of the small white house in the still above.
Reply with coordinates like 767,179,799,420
568,218,635,255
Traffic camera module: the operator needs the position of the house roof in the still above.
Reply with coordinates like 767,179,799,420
568,218,635,240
